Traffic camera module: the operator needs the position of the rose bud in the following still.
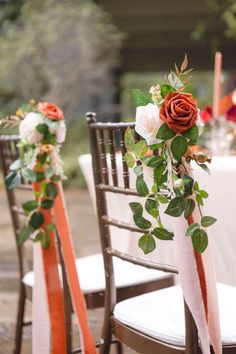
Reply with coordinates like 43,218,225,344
195,152,208,163
174,179,183,188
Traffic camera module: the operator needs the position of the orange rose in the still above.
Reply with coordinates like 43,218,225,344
37,102,64,120
160,92,198,133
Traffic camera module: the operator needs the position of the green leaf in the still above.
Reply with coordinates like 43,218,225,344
41,199,54,210
36,171,45,182
184,199,195,219
171,135,188,161
158,194,169,204
124,128,135,151
152,227,174,240
167,71,184,90
154,165,167,186
134,140,148,159
165,197,185,217
199,163,210,174
138,234,156,254
45,183,58,199
9,160,22,171
193,181,200,191
22,168,37,182
182,125,199,145
149,142,165,150
36,123,48,135
133,214,152,229
136,176,149,197
129,202,143,215
186,223,200,236
133,165,143,176
200,190,209,199
156,123,176,140
29,211,44,230
192,229,208,253
37,153,48,164
45,167,54,179
51,175,61,182
22,200,38,214
42,235,51,249
34,232,44,243
18,226,33,244
6,171,21,190
145,198,158,218
132,89,152,106
161,84,176,98
201,216,217,227
45,223,55,232
146,156,164,168
183,174,194,196
196,193,204,206
124,152,136,168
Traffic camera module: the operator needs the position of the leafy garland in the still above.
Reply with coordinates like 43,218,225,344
124,56,217,255
1,101,66,248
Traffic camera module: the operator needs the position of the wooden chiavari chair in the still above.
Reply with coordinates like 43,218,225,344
86,112,236,354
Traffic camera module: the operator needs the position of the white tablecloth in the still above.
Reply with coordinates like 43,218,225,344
79,154,236,285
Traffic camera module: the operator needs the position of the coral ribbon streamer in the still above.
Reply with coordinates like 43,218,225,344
54,182,97,354
32,182,67,354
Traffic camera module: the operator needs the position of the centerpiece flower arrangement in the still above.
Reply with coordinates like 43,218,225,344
200,90,236,154
1,101,66,248
124,56,216,255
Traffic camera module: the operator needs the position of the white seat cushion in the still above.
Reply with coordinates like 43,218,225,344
113,283,236,346
22,253,170,294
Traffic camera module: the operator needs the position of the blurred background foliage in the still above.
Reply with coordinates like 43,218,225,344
0,0,236,187
0,0,124,187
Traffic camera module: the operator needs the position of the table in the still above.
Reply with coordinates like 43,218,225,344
79,154,236,285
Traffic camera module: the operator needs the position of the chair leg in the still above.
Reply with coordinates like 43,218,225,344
115,341,123,354
99,314,112,354
14,284,26,354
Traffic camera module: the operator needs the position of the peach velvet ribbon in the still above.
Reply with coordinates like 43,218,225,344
32,180,97,354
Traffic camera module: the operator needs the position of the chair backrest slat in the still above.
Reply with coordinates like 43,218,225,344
98,129,109,185
120,128,130,189
0,135,29,276
108,130,118,187
105,247,178,274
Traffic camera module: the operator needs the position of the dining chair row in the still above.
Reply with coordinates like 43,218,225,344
0,113,236,354
0,118,172,354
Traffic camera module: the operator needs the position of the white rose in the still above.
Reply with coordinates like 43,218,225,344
47,120,66,144
56,121,66,144
135,103,162,145
19,112,44,144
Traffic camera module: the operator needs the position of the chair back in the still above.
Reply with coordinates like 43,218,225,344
86,112,200,353
86,114,177,283
0,135,30,278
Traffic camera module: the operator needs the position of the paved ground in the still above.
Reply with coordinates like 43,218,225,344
0,187,135,354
